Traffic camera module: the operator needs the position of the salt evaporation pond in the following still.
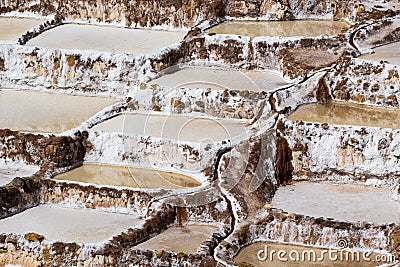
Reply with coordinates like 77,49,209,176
289,102,400,129
235,242,387,267
149,66,289,91
0,160,40,186
0,89,117,133
0,17,45,40
135,225,218,253
53,164,201,189
272,182,400,224
26,24,187,54
92,113,248,143
0,205,143,243
208,20,349,37
359,41,400,66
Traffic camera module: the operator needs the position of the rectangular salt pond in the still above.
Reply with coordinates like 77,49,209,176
235,242,387,267
0,89,117,133
208,20,349,37
288,102,400,129
0,160,39,186
134,225,218,253
0,205,143,243
0,17,45,40
271,182,400,224
149,66,289,91
91,113,248,143
53,164,201,189
25,24,187,54
359,41,400,66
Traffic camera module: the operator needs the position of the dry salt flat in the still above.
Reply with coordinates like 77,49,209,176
149,66,289,91
0,160,40,186
0,205,143,243
91,113,249,143
26,24,187,54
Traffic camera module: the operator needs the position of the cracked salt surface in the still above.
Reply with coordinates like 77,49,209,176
272,182,400,224
149,66,289,91
91,113,249,143
0,160,39,186
360,41,400,66
289,101,400,129
0,89,118,133
25,24,187,54
208,20,349,37
235,242,385,267
134,224,218,253
0,17,45,41
0,205,143,243
53,163,201,189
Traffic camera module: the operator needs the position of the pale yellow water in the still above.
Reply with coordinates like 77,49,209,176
26,24,187,54
272,182,400,224
208,20,349,37
0,205,143,243
289,102,400,129
235,242,391,267
134,225,218,253
360,41,400,66
92,113,248,143
0,89,117,133
149,67,289,91
0,17,45,40
53,164,201,189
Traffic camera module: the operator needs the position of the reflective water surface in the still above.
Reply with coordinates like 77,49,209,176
0,17,45,40
360,41,400,66
53,164,201,189
235,242,390,267
150,66,289,91
208,20,349,37
272,182,399,224
289,102,400,129
92,113,248,142
0,89,117,133
135,225,218,253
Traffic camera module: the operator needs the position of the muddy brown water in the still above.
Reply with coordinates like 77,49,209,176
208,20,349,37
134,224,218,253
288,102,400,129
235,242,393,267
53,164,201,189
0,89,118,133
